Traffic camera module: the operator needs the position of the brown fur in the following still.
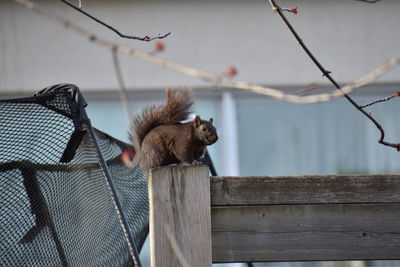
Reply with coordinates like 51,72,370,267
130,89,218,174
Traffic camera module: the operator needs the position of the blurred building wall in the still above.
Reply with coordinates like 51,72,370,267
0,0,399,92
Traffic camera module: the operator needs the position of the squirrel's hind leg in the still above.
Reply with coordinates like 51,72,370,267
140,148,166,174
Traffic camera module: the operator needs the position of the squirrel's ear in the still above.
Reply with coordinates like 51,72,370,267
209,118,213,124
194,115,201,126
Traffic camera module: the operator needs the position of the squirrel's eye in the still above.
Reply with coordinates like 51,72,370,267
202,127,206,131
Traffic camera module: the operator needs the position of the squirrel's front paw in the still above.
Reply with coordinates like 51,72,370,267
191,160,202,166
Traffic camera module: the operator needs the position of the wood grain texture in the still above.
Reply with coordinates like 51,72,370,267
211,175,400,205
149,165,212,267
211,203,400,262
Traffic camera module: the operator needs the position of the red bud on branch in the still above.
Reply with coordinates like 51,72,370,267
225,65,238,77
154,41,165,52
281,7,298,15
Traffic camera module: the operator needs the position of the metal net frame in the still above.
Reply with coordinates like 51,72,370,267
0,84,147,267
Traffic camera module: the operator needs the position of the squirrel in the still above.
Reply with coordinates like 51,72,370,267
130,88,218,174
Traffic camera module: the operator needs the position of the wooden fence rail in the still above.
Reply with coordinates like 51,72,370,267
149,166,400,266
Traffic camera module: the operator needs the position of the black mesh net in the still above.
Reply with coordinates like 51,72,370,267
0,84,147,267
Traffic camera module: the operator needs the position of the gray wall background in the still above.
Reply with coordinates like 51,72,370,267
1,0,399,92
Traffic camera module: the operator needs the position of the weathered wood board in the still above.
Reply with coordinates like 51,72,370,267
211,175,400,205
149,165,212,267
210,175,400,263
212,204,400,262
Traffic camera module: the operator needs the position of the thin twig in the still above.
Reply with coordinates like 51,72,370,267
61,0,171,42
267,0,399,149
295,84,318,96
355,0,381,3
111,47,133,124
11,0,400,104
360,92,400,109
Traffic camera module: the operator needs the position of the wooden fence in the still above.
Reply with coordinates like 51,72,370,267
148,165,400,266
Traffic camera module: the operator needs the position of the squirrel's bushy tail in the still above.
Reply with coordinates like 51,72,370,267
130,88,193,163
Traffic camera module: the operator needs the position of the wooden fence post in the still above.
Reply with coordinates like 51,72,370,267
149,165,212,267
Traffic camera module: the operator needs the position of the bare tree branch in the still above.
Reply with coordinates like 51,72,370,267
267,0,399,150
11,0,400,105
360,92,400,109
355,0,381,3
61,0,171,42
